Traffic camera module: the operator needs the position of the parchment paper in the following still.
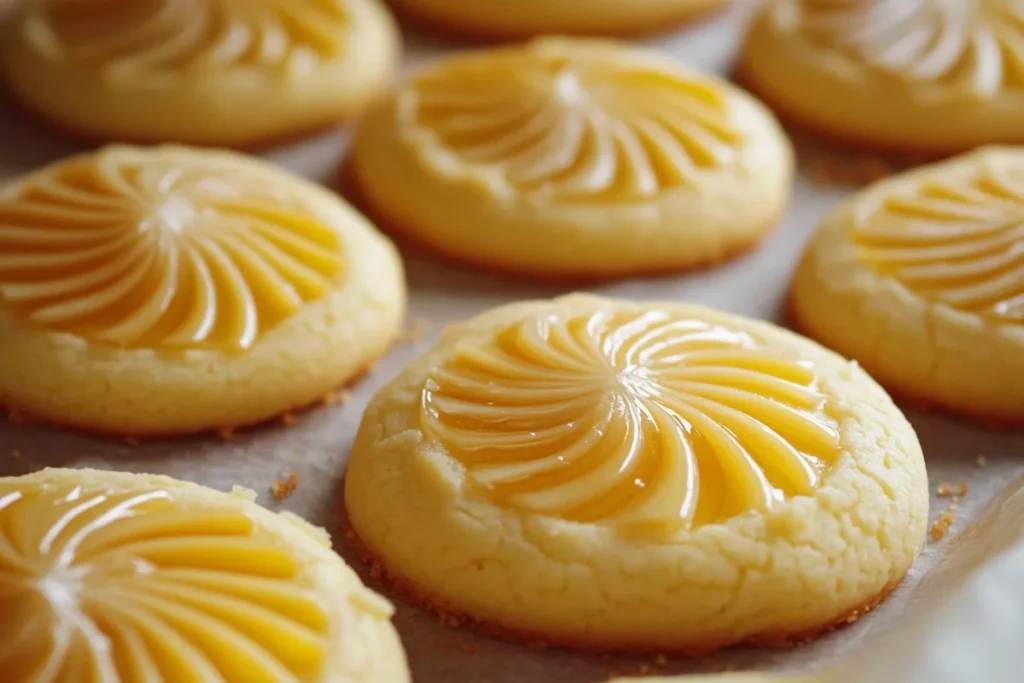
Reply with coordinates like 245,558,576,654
1,4,1023,682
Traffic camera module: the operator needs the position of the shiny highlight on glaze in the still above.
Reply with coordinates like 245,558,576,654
421,309,841,529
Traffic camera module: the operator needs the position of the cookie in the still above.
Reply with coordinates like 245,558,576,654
345,293,929,651
383,0,728,39
0,467,410,683
0,145,405,436
347,37,793,282
0,0,400,146
790,146,1024,424
737,0,1024,153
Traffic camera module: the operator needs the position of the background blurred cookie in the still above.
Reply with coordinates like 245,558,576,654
738,0,1024,153
383,0,729,39
790,146,1024,425
347,37,793,282
0,0,400,146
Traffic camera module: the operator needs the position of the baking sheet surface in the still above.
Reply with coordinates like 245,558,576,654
1,4,1023,681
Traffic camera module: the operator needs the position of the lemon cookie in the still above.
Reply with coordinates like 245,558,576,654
347,38,793,282
0,0,400,146
383,0,728,39
790,147,1024,424
738,0,1024,153
0,468,410,683
345,293,928,651
0,145,405,436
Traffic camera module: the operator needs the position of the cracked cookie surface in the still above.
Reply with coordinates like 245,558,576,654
344,293,928,651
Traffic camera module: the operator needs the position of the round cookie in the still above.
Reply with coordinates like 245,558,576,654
737,0,1024,154
0,468,410,683
345,293,929,651
790,146,1024,424
0,0,400,146
347,38,793,282
0,145,406,436
383,0,728,39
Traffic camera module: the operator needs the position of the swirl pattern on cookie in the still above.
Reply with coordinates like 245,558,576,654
421,310,840,529
854,161,1024,322
403,40,744,200
0,146,346,351
0,480,333,682
799,0,1024,96
33,0,350,76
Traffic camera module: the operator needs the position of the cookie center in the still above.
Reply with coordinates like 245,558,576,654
153,194,197,234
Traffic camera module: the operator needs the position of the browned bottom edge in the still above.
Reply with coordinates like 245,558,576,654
0,344,393,441
338,156,786,286
343,512,906,655
391,0,732,44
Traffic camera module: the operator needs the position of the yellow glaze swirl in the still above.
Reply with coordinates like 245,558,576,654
0,481,332,683
402,39,743,201
0,146,346,351
28,0,350,76
799,0,1024,97
421,310,840,529
854,160,1024,322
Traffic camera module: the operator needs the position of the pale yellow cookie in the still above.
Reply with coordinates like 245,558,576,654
383,0,728,39
738,0,1024,154
347,38,793,282
345,293,929,651
0,0,400,146
0,145,406,436
790,146,1024,425
0,468,410,683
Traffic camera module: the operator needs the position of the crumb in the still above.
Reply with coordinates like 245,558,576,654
950,502,959,511
940,510,956,525
280,412,298,427
271,472,299,502
654,654,668,667
976,455,988,468
217,427,236,441
936,483,953,497
322,388,353,406
957,481,969,496
9,449,21,458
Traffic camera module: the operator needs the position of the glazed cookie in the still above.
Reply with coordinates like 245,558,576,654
790,146,1024,424
738,0,1024,153
383,0,728,39
0,145,405,436
347,38,793,281
0,0,400,146
0,468,410,683
345,293,928,651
